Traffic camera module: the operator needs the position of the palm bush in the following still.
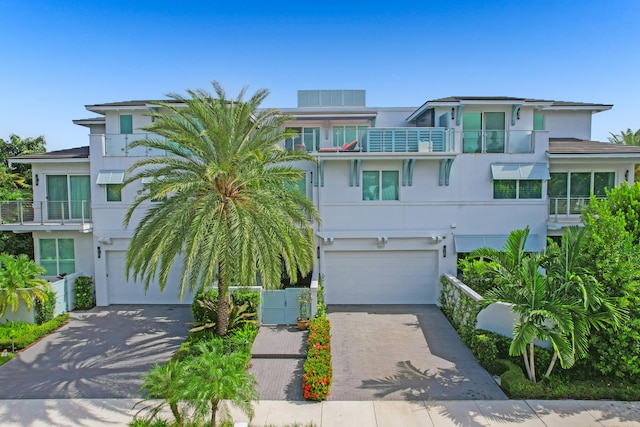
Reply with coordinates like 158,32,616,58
0,253,50,317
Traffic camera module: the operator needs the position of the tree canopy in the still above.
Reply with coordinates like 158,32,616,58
123,82,319,335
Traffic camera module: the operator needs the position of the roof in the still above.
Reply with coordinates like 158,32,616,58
9,146,90,164
548,139,640,158
72,117,105,127
407,96,612,122
85,99,183,114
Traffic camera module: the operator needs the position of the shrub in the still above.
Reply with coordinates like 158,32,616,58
0,313,69,352
303,318,332,401
74,276,95,310
190,288,260,335
35,289,56,325
316,279,326,319
457,257,498,295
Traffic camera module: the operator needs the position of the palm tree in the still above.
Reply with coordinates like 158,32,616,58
471,227,622,381
0,254,51,316
181,340,258,427
137,360,189,427
123,82,319,335
608,128,640,145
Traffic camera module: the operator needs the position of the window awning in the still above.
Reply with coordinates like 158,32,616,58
491,163,550,180
454,234,542,253
96,170,125,185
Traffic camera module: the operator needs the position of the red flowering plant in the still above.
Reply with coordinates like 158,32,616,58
302,317,332,400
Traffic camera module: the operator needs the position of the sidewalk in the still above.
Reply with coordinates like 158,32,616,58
0,399,639,426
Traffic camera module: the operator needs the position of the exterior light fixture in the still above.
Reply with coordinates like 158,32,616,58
35,174,39,186
443,245,447,258
451,108,455,121
97,246,101,259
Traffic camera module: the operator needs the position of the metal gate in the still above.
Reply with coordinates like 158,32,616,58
261,288,304,325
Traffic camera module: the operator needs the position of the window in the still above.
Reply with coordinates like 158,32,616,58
284,127,320,152
285,175,307,198
106,184,122,202
333,126,368,147
493,180,542,199
362,171,399,201
548,172,615,215
120,114,133,134
46,175,91,220
534,113,545,131
39,238,75,276
463,112,506,153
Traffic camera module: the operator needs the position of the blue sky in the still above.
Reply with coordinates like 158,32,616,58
1,1,638,151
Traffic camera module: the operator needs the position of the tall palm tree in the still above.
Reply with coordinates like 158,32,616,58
0,254,51,316
123,82,319,335
608,128,640,145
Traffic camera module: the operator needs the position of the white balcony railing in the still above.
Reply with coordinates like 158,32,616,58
0,200,91,225
104,134,169,157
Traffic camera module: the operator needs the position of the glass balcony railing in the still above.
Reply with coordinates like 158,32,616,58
461,130,534,154
548,196,605,219
0,200,91,225
104,134,169,157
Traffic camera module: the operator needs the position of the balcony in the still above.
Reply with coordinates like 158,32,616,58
460,130,535,154
364,128,453,153
103,134,169,157
548,196,603,224
0,201,92,232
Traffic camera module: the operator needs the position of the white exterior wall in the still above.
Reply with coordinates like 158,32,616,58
32,230,94,280
545,111,593,140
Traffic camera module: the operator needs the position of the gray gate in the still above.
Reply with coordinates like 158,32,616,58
261,288,305,325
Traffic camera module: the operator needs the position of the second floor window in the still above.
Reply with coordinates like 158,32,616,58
548,172,615,215
106,184,123,202
494,180,542,199
333,126,368,148
362,171,399,201
120,114,133,134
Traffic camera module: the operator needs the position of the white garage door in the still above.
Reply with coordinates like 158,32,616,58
323,250,438,304
107,251,193,304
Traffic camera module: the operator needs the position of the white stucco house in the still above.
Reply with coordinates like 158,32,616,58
3,89,640,307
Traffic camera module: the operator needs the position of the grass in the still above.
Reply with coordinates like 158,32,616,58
0,352,15,366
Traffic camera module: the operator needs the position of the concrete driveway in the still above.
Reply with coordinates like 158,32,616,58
328,305,507,401
0,305,191,399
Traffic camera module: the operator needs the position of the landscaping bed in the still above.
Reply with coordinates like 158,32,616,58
0,313,70,358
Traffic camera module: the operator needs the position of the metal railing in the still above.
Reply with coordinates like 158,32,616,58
364,128,453,153
548,196,605,220
0,200,91,225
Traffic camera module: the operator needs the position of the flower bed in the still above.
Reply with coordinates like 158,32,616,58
302,317,332,401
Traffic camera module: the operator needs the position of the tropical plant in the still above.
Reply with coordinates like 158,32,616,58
73,276,95,310
471,227,621,382
181,340,258,427
297,288,311,320
581,183,640,380
608,128,640,145
0,253,50,317
303,317,332,400
189,298,257,334
123,82,319,335
35,289,56,324
137,360,190,427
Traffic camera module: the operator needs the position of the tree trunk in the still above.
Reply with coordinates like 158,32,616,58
210,399,218,427
170,402,182,427
217,277,230,336
545,351,558,378
522,351,532,381
529,342,536,382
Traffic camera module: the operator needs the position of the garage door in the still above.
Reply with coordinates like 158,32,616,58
324,250,438,304
106,251,194,304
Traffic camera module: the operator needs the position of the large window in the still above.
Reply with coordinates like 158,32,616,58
333,126,368,148
362,171,399,201
40,238,75,276
548,172,615,215
493,180,542,199
46,175,91,220
284,127,320,152
463,112,506,153
534,113,545,131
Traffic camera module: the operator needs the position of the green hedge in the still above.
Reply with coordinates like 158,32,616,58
0,313,69,352
35,289,56,325
74,276,95,310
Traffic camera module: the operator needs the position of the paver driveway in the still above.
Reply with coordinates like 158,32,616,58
0,305,191,399
328,305,507,401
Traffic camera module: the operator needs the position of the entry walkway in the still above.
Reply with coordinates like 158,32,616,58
0,399,639,426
